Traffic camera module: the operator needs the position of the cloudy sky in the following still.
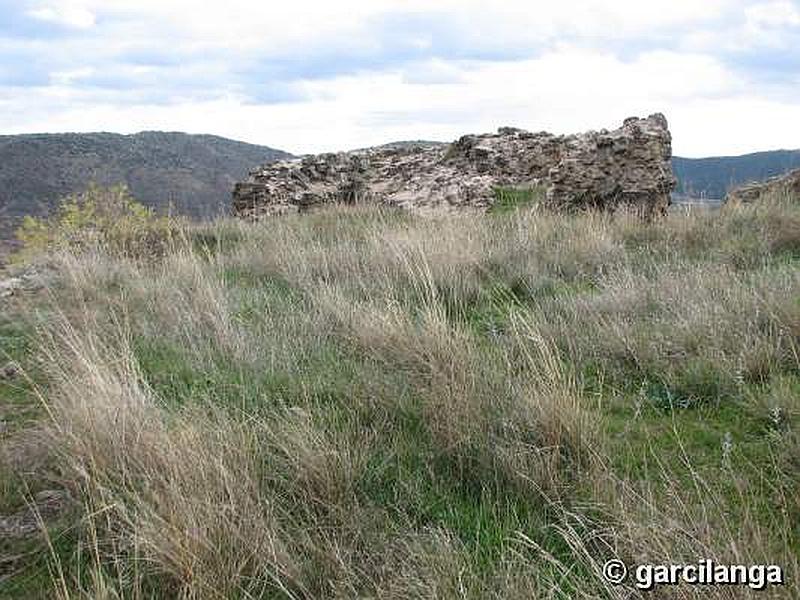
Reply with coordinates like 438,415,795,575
1,0,799,156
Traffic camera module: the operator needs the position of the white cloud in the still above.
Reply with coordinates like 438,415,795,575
745,0,800,27
669,97,800,156
5,43,796,157
49,66,95,86
3,0,799,156
28,3,96,28
51,0,740,52
401,59,466,85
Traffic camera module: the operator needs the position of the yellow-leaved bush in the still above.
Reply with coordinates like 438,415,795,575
15,183,183,261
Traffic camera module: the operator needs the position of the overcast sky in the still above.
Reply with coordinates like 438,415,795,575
1,0,799,157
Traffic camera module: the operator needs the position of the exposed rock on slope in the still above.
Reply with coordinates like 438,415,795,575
726,168,800,203
233,114,675,218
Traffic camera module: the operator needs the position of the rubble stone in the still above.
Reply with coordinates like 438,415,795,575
0,362,19,380
233,114,675,219
726,168,800,203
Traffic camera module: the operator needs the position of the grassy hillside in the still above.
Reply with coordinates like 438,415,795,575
1,193,799,597
0,132,291,240
673,150,800,199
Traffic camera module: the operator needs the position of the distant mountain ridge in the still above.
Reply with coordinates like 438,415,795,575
0,131,292,241
672,150,800,200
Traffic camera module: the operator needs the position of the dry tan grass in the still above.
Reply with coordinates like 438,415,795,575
36,317,301,599
12,194,798,598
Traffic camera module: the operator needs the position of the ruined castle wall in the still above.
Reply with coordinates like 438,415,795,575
726,168,800,203
232,114,676,219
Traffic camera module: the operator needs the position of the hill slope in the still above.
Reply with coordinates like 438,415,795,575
673,149,800,199
0,132,291,238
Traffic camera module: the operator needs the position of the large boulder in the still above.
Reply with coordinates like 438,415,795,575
233,114,675,219
726,168,800,203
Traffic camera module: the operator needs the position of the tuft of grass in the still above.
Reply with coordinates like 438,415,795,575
489,185,546,213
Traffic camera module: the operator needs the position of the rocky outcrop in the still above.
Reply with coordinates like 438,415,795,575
0,267,46,299
726,168,800,203
233,114,675,219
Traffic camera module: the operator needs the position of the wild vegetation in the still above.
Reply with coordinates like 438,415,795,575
1,187,799,598
0,131,291,246
13,184,182,263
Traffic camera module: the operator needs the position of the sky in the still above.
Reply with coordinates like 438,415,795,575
1,0,799,157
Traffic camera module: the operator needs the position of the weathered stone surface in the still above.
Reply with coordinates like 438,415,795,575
0,489,71,538
0,278,22,298
726,168,800,203
0,362,19,381
233,114,675,219
0,266,48,300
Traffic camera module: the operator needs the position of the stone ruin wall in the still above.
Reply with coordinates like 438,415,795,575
726,168,800,203
232,113,676,219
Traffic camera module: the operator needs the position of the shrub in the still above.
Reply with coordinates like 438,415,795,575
14,183,182,261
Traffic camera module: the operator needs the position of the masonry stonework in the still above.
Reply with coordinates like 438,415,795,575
233,114,676,219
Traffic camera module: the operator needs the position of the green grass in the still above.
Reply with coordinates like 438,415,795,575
2,195,799,598
0,315,64,599
489,185,545,214
0,317,42,503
